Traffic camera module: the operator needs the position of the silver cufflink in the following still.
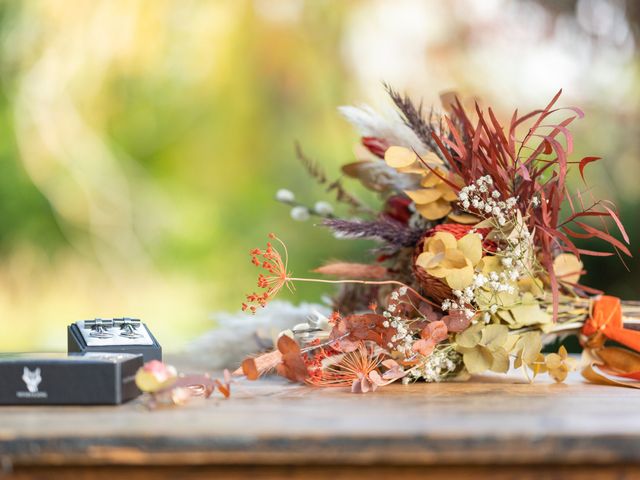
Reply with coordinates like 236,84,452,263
114,318,142,339
85,318,115,338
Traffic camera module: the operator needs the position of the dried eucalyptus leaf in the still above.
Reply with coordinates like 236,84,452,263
455,323,483,348
481,324,508,348
490,347,510,373
461,345,494,374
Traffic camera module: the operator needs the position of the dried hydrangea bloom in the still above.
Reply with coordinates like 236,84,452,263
415,231,483,290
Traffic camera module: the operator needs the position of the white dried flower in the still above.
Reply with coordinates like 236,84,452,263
313,201,334,216
276,189,295,202
290,206,310,222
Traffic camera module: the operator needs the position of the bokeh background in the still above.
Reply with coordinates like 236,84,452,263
0,0,638,352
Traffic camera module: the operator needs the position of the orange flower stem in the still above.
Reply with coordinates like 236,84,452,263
286,277,440,308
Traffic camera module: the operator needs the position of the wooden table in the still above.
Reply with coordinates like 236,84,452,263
1,357,640,479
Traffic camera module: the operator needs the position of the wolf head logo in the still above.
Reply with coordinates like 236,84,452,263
22,367,42,393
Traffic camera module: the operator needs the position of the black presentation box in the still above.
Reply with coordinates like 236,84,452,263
0,352,143,405
68,321,162,363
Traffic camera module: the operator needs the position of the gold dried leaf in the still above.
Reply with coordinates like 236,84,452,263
513,332,542,369
509,303,551,328
553,253,583,285
545,346,577,383
384,146,416,168
448,212,480,224
405,189,443,204
420,170,444,188
457,233,483,266
416,199,452,220
445,262,474,290
461,346,495,373
415,251,444,270
455,323,483,348
421,151,445,166
481,324,509,348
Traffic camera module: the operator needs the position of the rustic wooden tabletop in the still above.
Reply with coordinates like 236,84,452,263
1,357,640,479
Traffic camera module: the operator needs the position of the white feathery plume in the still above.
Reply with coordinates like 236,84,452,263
187,301,330,369
338,104,425,154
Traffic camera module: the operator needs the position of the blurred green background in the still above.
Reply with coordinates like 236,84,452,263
0,0,638,352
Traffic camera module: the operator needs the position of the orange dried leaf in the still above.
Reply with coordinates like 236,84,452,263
242,358,259,381
276,335,309,382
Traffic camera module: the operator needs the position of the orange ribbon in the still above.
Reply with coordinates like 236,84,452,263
581,297,640,387
582,295,640,354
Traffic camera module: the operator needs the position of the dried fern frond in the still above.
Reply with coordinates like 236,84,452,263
384,83,441,153
326,178,372,213
295,141,327,185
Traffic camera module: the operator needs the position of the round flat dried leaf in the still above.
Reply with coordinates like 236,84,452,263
420,170,444,188
421,151,445,166
457,233,483,265
445,263,474,289
447,212,480,224
415,251,443,270
429,231,458,251
405,188,442,204
416,198,452,220
384,146,416,169
553,253,583,284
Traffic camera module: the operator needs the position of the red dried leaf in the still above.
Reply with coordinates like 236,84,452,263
573,221,632,256
579,156,601,182
361,136,389,158
442,311,471,332
276,335,309,382
423,320,448,343
577,248,614,257
330,313,395,352
602,204,630,244
429,89,627,320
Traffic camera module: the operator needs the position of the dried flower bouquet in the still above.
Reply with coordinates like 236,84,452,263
238,87,640,392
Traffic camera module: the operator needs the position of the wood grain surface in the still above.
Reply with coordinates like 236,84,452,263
1,356,639,478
